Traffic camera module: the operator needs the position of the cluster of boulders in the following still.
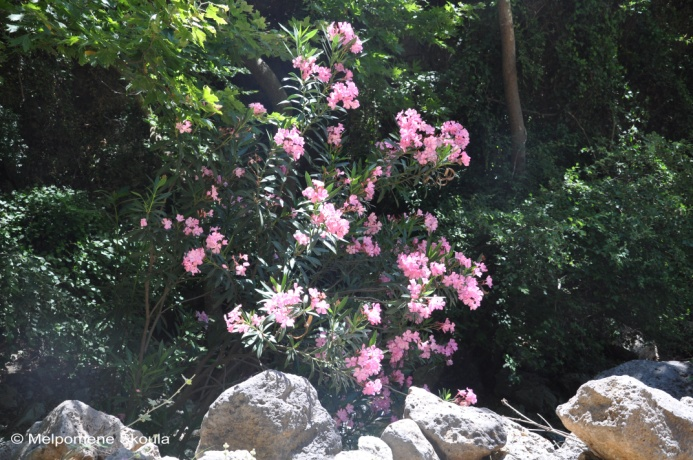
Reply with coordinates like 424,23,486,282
2,360,692,460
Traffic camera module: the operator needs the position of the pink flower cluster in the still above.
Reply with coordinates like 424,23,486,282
248,102,267,116
334,403,355,428
233,254,249,276
311,203,350,239
345,344,384,388
302,180,329,203
294,231,310,246
183,248,205,275
205,228,228,254
176,120,192,134
327,124,345,146
392,109,471,166
261,285,304,328
183,217,204,236
309,288,329,314
346,236,381,257
362,303,381,325
327,22,363,54
327,81,359,110
455,388,477,406
224,305,248,334
274,126,305,160
342,194,365,216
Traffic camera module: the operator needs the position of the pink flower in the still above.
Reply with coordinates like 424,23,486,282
319,203,350,238
261,284,304,328
248,102,267,115
225,305,249,334
195,310,209,324
309,288,329,314
327,22,363,54
397,251,431,280
294,231,310,246
207,185,219,202
362,303,381,325
234,167,245,178
364,213,382,235
302,180,329,203
327,81,360,110
140,218,147,228
184,217,204,236
176,214,185,222
327,124,345,146
363,379,382,396
205,229,228,254
292,55,318,80
234,254,249,276
162,218,172,230
315,65,332,83
333,62,354,81
424,212,438,233
176,120,192,133
183,248,205,275
455,388,477,406
346,345,384,383
440,318,455,333
274,126,305,160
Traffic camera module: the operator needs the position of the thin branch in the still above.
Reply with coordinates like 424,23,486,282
501,398,570,438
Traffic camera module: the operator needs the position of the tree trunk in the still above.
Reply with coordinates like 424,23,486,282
243,57,289,113
498,0,527,175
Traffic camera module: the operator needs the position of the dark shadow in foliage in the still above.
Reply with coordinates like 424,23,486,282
0,52,156,193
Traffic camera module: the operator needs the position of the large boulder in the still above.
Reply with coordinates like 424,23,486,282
380,419,440,460
556,375,693,460
10,400,148,460
404,387,507,460
595,360,693,399
196,370,341,460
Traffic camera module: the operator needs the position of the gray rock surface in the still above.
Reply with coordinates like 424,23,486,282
595,359,693,399
380,419,440,460
490,418,555,460
10,400,146,460
404,386,507,460
556,375,693,460
196,370,341,460
682,396,693,408
333,451,379,460
357,436,392,460
551,436,595,460
196,450,257,460
105,447,157,460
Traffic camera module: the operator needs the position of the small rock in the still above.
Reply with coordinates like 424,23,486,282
380,419,440,460
357,436,392,460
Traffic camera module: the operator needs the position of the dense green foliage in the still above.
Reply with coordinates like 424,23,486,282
0,0,692,453
441,133,693,375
